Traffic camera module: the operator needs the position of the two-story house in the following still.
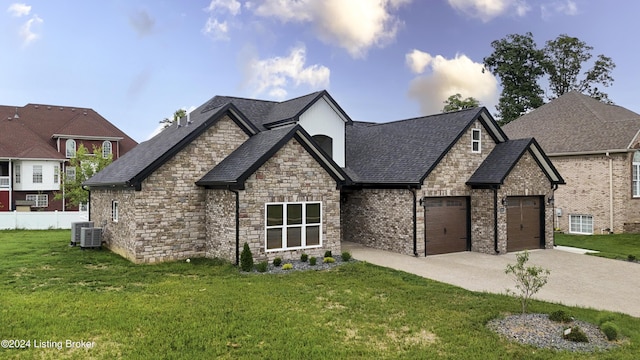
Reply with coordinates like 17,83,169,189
0,104,137,212
85,91,563,264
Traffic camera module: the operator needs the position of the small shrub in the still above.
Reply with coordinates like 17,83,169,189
597,312,618,325
628,254,637,262
273,257,282,267
505,250,550,313
300,253,308,262
548,310,572,323
324,250,332,258
309,257,317,266
564,326,589,343
323,257,335,263
256,261,268,273
240,243,254,272
282,263,293,270
601,322,619,341
341,251,352,262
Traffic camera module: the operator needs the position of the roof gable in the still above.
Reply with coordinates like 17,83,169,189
503,91,640,154
196,125,348,189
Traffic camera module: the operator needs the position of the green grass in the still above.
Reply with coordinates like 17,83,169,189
555,233,640,261
1,230,639,359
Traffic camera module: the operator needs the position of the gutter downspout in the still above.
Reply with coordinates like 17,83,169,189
493,186,499,254
607,151,614,233
8,159,12,211
409,187,418,257
229,188,240,265
81,185,91,221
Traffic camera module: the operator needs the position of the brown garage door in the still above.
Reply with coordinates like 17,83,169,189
507,196,542,252
424,197,469,255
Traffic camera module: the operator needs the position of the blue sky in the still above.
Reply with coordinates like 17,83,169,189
2,0,638,142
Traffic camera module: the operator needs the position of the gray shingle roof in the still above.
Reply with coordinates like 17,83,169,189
503,91,640,154
345,107,492,184
467,138,529,185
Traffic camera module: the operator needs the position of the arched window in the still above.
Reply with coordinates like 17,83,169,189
633,151,640,197
312,135,333,158
102,141,112,158
65,139,76,158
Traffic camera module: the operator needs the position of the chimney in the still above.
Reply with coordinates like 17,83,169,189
13,107,19,120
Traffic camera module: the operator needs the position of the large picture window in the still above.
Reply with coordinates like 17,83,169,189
265,202,321,251
633,151,640,198
569,214,593,235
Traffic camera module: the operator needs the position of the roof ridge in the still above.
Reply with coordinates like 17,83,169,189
363,107,482,128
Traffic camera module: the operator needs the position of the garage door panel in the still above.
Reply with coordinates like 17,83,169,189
507,196,542,252
425,197,468,255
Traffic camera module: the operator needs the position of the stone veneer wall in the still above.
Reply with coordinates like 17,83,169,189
341,189,414,255
551,152,638,234
206,137,341,263
90,116,249,263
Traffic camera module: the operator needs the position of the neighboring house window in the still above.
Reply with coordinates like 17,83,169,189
312,135,333,158
66,139,76,158
26,194,48,208
66,167,76,181
102,141,112,158
54,165,59,183
15,164,20,184
471,129,481,153
265,202,322,251
112,201,119,222
633,151,640,198
33,165,43,183
569,214,593,235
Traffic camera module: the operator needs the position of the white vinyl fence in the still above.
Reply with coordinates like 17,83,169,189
0,210,88,230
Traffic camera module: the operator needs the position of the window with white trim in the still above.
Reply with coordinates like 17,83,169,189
32,165,43,183
26,194,48,208
112,201,119,222
265,202,322,251
53,165,59,183
15,164,20,184
633,151,640,198
66,167,76,181
471,128,481,153
102,141,112,159
66,139,76,158
569,214,593,235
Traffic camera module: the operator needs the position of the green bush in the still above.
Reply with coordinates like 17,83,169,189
597,312,618,325
300,253,308,262
273,257,282,267
255,261,268,273
564,326,589,343
240,243,254,272
548,310,572,323
309,257,317,266
282,263,293,270
601,321,619,341
323,257,335,264
324,250,332,258
628,254,637,262
341,251,352,262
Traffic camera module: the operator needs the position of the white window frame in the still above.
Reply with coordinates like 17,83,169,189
112,201,119,222
66,167,76,181
102,141,112,159
66,139,76,158
26,194,48,208
32,165,43,183
569,214,593,235
264,201,322,252
633,151,640,198
15,164,20,184
53,165,59,183
471,128,481,153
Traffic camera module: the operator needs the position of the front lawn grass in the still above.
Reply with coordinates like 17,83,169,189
1,230,639,359
555,232,640,261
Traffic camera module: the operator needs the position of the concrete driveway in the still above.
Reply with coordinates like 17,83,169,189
343,242,640,317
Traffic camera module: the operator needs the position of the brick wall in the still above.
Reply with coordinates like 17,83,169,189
551,152,639,234
90,116,249,263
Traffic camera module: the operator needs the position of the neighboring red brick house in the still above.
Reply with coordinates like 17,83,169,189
0,104,137,212
85,91,563,264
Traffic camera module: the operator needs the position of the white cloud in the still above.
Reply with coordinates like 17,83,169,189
251,0,411,58
244,45,330,99
447,0,530,22
406,51,498,115
406,49,434,74
541,0,578,19
202,0,241,40
19,14,43,46
7,3,31,17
